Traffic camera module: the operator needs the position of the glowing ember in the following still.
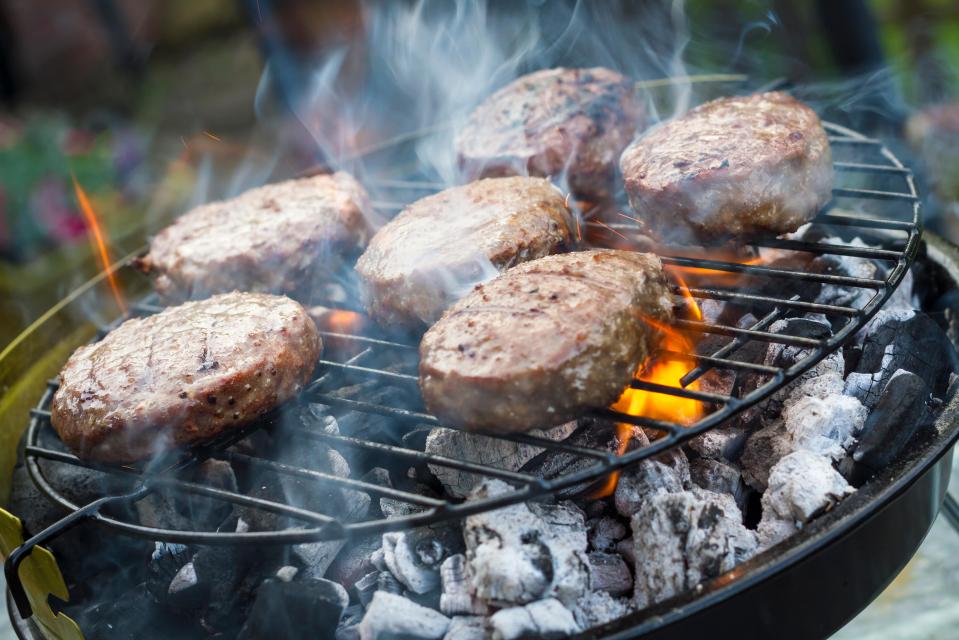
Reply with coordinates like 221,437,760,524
71,174,127,315
325,310,364,334
592,278,705,498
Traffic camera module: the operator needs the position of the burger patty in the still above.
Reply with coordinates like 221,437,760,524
419,250,672,433
51,292,321,463
620,92,832,243
456,67,643,199
136,172,371,304
356,177,575,330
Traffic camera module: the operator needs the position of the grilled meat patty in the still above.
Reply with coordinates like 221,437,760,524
356,177,576,330
51,292,321,463
419,250,672,433
136,172,371,304
456,67,643,199
620,92,832,243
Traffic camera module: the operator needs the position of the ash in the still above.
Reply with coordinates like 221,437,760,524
8,236,958,639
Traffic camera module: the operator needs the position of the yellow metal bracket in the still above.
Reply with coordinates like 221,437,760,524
0,508,83,640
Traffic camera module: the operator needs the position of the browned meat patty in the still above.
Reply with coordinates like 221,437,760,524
419,250,672,433
51,292,321,463
355,177,575,330
456,67,643,199
136,172,371,304
620,92,832,243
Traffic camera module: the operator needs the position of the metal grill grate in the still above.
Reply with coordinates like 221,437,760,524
7,119,921,617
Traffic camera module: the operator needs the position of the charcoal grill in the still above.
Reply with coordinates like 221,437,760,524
3,90,956,639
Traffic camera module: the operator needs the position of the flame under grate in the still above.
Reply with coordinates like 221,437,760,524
13,121,922,564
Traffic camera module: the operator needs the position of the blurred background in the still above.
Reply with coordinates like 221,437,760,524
0,0,958,347
0,0,957,638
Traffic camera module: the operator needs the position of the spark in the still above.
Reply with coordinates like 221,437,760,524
616,210,643,225
564,192,571,209
71,174,127,315
593,219,630,242
203,131,221,142
575,215,582,241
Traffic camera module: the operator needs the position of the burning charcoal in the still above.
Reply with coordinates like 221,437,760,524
631,489,757,608
519,420,628,498
813,238,881,309
425,421,577,498
443,616,486,640
145,541,192,604
292,490,372,580
686,425,748,462
689,458,748,511
587,552,632,596
358,592,451,640
488,598,581,640
587,516,628,553
762,450,854,523
464,480,590,606
572,590,631,629
440,554,488,616
615,538,635,566
846,369,935,483
382,532,441,593
327,534,384,590
355,571,381,607
238,578,348,640
380,483,443,519
844,309,957,409
377,570,405,595
740,371,866,491
613,439,690,517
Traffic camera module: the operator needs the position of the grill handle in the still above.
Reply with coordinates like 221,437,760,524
4,485,150,619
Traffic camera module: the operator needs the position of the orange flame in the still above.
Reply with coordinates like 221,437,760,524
592,280,705,498
71,175,127,315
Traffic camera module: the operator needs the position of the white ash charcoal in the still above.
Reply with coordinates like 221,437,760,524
756,517,798,550
686,425,748,462
587,516,628,552
699,368,736,397
359,592,450,640
631,489,757,609
588,552,632,596
847,369,935,482
464,480,590,606
275,565,299,582
761,450,854,525
844,309,956,409
689,458,748,511
614,441,690,518
382,532,441,594
371,546,387,571
426,422,576,498
443,616,486,640
440,554,489,616
489,598,582,640
740,374,866,491
572,590,632,629
146,541,192,604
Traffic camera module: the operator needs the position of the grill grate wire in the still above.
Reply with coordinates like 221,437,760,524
6,119,922,618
